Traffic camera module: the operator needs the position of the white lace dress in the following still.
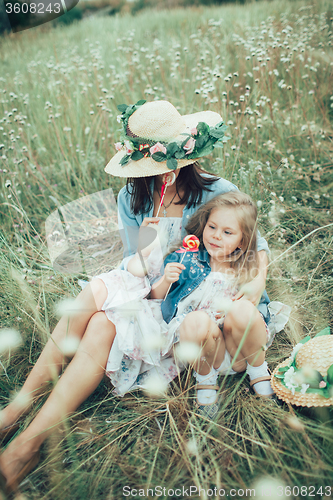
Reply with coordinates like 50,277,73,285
87,217,290,396
92,217,183,395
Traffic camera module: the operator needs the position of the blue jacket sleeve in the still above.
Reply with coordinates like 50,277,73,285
117,186,140,261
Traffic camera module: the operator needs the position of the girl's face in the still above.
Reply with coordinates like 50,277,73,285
203,207,243,261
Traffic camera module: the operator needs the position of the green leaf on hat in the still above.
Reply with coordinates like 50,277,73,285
135,99,147,106
195,135,208,149
131,151,144,161
152,152,167,162
166,142,179,156
197,122,210,135
120,155,130,166
314,327,330,337
327,364,333,385
167,158,178,170
278,365,291,374
117,104,127,113
214,142,225,149
299,335,311,344
194,142,215,158
175,150,186,159
210,128,226,139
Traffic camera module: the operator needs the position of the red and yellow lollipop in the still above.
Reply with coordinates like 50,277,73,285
164,235,200,300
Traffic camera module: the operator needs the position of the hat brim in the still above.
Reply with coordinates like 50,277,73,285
271,360,333,407
105,109,222,178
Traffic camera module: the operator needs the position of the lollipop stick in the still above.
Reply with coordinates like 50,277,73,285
163,251,186,301
155,182,167,218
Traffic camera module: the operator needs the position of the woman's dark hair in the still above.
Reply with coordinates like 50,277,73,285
126,163,219,215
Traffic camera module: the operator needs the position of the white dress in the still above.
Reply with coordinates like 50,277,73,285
93,217,183,396
88,217,290,396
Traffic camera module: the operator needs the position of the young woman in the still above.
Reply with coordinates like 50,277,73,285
0,100,270,491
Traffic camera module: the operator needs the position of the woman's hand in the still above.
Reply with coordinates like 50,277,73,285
141,217,160,227
232,275,266,305
164,262,185,284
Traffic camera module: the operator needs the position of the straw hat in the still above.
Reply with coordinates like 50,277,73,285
105,100,226,178
271,334,333,407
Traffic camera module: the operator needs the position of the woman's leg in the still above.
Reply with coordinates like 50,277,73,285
0,279,108,429
0,311,116,485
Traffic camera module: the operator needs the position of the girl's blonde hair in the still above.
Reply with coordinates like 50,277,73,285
185,190,259,284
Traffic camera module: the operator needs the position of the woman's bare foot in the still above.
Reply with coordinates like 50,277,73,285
0,432,40,488
0,392,33,432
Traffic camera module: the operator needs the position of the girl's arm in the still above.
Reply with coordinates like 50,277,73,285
150,262,185,299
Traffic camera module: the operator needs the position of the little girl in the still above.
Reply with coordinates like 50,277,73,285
149,190,276,418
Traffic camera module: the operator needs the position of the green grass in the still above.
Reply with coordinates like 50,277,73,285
0,0,333,498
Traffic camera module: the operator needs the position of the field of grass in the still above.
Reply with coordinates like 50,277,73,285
0,0,333,498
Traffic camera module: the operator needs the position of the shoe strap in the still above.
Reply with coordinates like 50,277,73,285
195,384,219,391
249,376,271,387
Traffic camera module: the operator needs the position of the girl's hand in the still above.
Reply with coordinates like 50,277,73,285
164,263,185,284
232,275,265,305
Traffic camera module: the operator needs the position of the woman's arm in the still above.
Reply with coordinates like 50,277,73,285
233,250,268,304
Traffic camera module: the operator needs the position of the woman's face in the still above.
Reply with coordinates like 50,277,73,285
203,207,243,261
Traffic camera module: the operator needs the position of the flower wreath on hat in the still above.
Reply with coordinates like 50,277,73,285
114,100,229,171
274,327,333,399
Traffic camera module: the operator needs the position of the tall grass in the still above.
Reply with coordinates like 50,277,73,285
0,0,332,498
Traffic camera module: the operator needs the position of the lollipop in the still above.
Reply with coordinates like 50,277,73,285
164,235,200,300
155,171,176,218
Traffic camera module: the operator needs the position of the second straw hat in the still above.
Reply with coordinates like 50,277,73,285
105,100,228,178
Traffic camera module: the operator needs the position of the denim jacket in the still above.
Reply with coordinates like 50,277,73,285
160,248,270,324
117,174,270,266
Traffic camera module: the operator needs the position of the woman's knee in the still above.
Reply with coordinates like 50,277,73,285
86,312,115,342
180,311,214,344
80,279,107,312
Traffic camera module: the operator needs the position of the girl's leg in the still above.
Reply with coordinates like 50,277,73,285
179,311,225,375
0,279,108,430
179,311,225,407
0,311,116,485
223,299,273,395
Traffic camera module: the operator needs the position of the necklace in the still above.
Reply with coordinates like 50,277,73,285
156,186,178,217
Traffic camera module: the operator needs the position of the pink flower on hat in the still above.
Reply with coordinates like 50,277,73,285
114,142,123,151
319,381,327,389
191,127,198,136
124,140,134,155
150,142,167,155
184,137,196,155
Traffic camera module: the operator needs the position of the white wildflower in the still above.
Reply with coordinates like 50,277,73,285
0,328,22,354
59,336,80,356
253,476,287,500
300,383,310,394
185,438,198,455
141,332,166,352
175,342,200,364
289,342,303,361
144,374,168,397
55,298,85,318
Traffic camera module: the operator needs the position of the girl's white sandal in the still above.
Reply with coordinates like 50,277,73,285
194,384,221,420
249,375,274,398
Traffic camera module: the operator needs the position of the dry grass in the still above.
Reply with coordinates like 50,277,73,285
0,0,332,497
